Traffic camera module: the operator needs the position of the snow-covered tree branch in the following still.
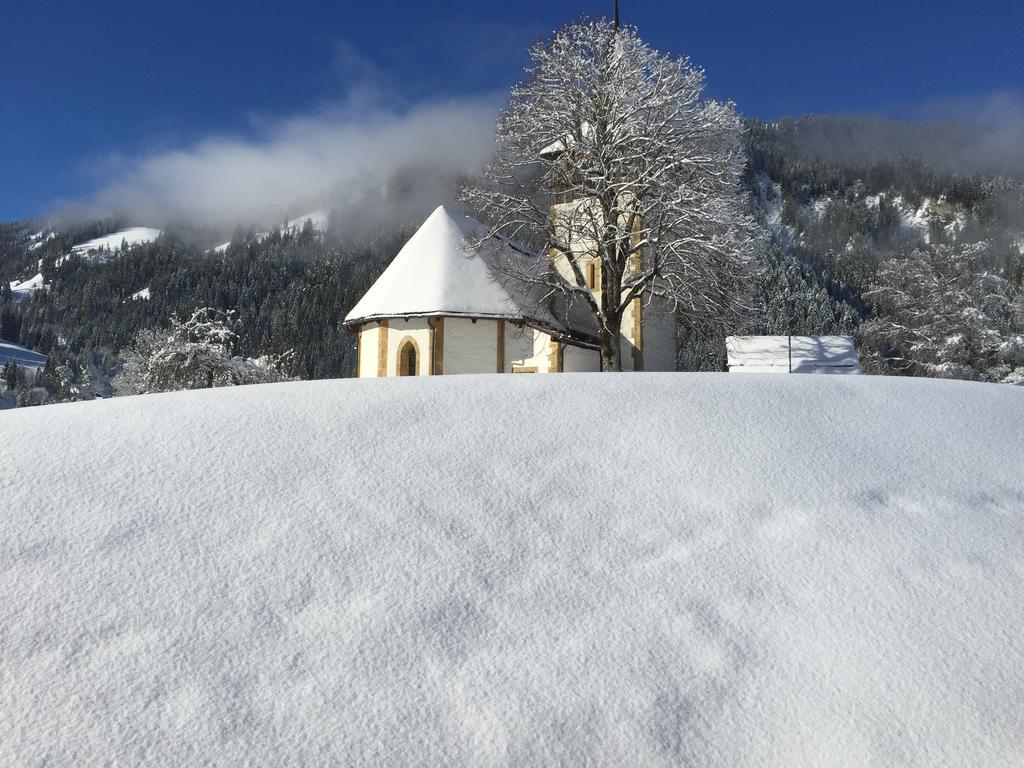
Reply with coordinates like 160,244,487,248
861,242,1024,383
460,19,757,370
114,308,296,395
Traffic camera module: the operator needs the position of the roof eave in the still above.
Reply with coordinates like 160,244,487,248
342,310,599,350
345,309,549,329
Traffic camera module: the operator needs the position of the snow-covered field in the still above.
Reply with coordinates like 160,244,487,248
8,272,45,300
0,340,47,369
71,226,162,257
1,375,1023,766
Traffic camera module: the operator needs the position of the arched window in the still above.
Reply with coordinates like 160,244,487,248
397,338,419,376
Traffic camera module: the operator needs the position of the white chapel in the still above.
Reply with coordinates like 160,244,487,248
343,205,678,376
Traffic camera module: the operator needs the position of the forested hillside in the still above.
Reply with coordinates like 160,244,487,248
738,116,1023,380
2,116,1023,406
1,218,402,405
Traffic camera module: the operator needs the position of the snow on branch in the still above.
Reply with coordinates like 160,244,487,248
460,19,757,369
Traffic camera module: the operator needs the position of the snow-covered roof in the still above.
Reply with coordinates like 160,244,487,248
726,336,860,373
345,205,556,328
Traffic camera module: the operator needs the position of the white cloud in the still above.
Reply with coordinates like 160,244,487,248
70,92,499,232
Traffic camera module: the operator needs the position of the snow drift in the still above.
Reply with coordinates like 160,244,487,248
1,375,1023,766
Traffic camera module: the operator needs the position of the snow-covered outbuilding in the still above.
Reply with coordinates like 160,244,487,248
343,205,676,376
726,336,861,374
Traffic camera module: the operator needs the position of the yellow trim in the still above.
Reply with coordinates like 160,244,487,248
513,366,538,373
355,325,362,377
632,298,644,371
548,338,562,373
377,320,388,377
497,319,505,373
430,317,444,375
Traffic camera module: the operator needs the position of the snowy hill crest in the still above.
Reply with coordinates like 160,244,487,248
1,375,1022,766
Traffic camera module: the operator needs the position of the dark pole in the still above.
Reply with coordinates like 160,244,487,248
614,0,620,29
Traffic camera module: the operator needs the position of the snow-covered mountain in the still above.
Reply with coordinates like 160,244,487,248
753,172,983,253
212,209,329,253
8,272,45,301
2,374,1022,765
70,226,163,259
6,226,163,300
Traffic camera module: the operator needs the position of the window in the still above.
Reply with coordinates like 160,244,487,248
586,260,599,290
398,339,418,376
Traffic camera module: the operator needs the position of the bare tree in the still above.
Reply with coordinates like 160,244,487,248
460,19,756,371
114,308,295,395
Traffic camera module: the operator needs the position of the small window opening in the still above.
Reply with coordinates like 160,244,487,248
399,341,418,376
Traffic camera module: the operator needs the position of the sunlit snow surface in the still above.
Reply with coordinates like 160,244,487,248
0,340,46,368
1,375,1023,766
71,227,162,256
8,272,45,297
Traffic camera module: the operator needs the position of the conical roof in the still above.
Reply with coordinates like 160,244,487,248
344,205,555,327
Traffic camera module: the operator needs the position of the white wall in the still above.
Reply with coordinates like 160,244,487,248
356,319,433,377
504,323,542,372
385,318,433,377
443,318,501,375
562,344,600,373
506,324,557,373
357,323,380,378
358,316,604,376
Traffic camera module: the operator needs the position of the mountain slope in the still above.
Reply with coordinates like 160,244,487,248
2,374,1023,766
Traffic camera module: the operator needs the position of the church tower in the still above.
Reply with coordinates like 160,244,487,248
541,154,678,373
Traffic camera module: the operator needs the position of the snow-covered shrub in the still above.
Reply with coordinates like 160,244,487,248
114,308,295,395
861,243,1024,382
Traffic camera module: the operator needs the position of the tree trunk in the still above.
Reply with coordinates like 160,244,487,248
599,321,623,372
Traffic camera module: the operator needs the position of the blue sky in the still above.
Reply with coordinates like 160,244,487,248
1,0,1021,222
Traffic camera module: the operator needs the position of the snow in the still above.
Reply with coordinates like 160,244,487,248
71,227,162,258
9,272,46,300
213,209,328,253
945,211,967,239
130,287,151,301
726,335,861,373
811,197,830,220
539,121,595,157
1,374,1023,766
9,272,45,292
0,340,46,369
892,197,965,245
890,196,935,244
345,205,551,325
753,174,793,247
27,232,56,251
284,208,329,232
